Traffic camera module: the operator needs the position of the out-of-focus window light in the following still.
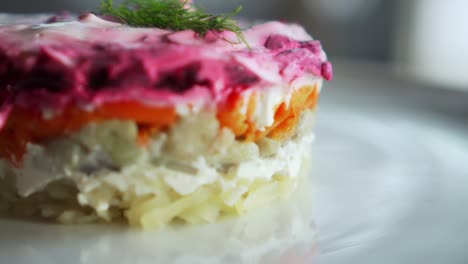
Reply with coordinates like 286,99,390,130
395,0,468,89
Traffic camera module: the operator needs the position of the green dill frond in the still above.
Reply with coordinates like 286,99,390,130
100,0,247,45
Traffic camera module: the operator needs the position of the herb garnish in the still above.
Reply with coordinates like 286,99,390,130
100,0,247,45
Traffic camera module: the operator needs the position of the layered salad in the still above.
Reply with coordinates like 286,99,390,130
0,0,332,229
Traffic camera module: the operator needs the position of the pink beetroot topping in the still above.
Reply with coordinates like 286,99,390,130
0,14,332,129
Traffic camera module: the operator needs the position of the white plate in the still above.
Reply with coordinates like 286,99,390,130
313,63,468,264
1,63,468,264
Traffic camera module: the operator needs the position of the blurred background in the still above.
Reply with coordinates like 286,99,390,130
0,0,467,90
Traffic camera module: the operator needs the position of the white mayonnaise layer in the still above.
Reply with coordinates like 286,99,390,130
4,110,315,206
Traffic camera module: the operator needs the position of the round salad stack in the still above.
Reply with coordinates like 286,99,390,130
0,2,332,229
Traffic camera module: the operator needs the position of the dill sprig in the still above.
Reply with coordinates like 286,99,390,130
100,0,247,45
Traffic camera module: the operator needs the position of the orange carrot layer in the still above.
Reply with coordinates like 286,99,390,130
0,85,318,166
217,84,319,141
0,101,176,166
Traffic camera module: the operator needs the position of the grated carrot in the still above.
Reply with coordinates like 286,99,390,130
0,85,317,166
217,84,318,142
0,101,176,166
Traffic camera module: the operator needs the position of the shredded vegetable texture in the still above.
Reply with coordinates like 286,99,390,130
0,173,298,229
0,110,314,228
100,0,247,44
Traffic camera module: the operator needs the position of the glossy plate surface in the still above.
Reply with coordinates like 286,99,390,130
1,55,467,263
313,63,468,264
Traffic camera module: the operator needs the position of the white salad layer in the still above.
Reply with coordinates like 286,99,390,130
0,110,315,208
